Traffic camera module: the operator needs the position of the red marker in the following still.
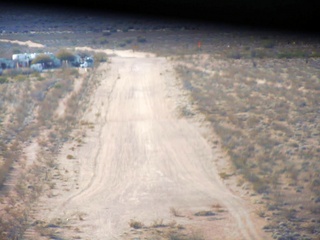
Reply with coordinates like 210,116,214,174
198,41,202,49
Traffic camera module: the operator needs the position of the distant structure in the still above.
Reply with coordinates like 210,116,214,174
11,52,62,70
0,52,94,74
0,58,15,69
12,53,38,67
80,56,94,68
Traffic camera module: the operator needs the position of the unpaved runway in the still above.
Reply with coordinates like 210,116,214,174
40,50,269,240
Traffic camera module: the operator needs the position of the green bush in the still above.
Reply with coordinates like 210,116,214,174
94,52,108,63
56,49,75,62
31,54,52,65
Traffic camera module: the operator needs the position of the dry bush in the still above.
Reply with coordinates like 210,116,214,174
151,219,167,228
129,219,144,229
167,230,204,240
194,210,215,217
170,207,183,217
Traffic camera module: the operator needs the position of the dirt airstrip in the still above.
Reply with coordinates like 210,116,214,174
23,47,270,240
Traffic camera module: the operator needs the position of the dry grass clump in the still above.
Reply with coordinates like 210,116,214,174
127,217,204,240
194,210,215,217
129,219,144,229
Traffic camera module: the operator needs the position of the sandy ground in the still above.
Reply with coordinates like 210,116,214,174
34,49,270,240
0,39,45,48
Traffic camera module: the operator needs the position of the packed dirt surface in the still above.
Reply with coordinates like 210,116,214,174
35,49,270,240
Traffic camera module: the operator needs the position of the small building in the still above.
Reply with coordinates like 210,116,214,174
12,53,32,67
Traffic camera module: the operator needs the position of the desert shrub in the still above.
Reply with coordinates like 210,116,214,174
309,204,320,214
167,231,204,240
77,51,91,59
219,172,232,179
109,27,117,33
118,41,126,47
309,51,320,58
125,38,133,44
55,49,75,62
0,76,8,84
12,48,21,54
304,80,320,91
250,49,269,58
94,52,108,63
129,219,143,229
102,32,111,36
137,36,147,43
14,74,27,82
283,208,297,220
227,51,242,59
0,146,20,188
98,37,108,45
302,222,319,234
277,50,308,59
256,208,266,217
252,179,269,194
4,68,32,76
311,178,320,195
168,231,185,240
62,68,79,78
31,54,52,65
262,39,276,48
170,207,183,217
151,219,166,228
194,210,215,216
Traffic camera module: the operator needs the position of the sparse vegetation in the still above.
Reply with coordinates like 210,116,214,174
173,38,320,238
0,45,102,238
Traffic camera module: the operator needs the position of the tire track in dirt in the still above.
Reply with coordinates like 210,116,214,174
60,65,118,208
41,51,269,240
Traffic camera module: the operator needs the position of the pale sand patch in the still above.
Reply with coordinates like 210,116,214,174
0,39,45,48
